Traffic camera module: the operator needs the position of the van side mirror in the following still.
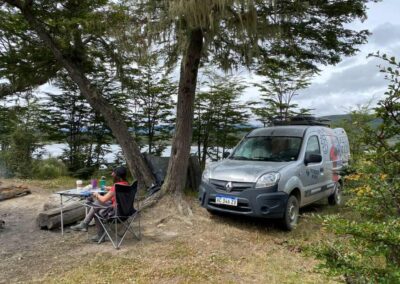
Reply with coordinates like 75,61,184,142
223,151,230,159
304,153,322,165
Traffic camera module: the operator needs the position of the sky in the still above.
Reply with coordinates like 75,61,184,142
243,0,400,117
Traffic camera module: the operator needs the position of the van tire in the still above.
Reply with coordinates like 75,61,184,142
328,183,342,206
281,195,299,231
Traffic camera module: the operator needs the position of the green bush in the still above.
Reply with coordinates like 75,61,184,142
72,167,96,180
2,126,40,178
32,158,68,179
312,171,400,283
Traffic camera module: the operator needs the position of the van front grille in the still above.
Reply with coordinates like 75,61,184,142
208,198,252,212
209,179,254,192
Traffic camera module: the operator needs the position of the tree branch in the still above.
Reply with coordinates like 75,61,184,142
3,1,156,187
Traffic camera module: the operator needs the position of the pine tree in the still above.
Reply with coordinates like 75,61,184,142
134,55,176,156
0,0,156,186
0,94,44,177
251,65,313,125
193,72,249,168
44,70,132,174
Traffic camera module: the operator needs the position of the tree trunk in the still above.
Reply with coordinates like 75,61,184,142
12,3,155,187
201,131,209,169
188,155,202,191
196,109,202,162
36,202,85,230
162,29,204,194
0,186,31,201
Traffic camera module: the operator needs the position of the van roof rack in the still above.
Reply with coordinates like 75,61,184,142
272,115,331,127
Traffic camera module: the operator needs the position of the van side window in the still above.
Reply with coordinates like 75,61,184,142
306,136,321,155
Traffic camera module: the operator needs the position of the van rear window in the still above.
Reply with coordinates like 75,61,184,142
231,136,302,162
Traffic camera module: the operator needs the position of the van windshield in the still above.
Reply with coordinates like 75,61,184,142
230,136,302,162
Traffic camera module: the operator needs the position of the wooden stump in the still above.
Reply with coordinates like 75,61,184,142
36,202,86,230
0,185,31,201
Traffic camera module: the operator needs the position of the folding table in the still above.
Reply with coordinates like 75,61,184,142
56,189,106,235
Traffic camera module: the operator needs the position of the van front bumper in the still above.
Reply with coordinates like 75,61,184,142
198,181,288,218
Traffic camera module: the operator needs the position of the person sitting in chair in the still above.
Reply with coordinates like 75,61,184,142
70,166,129,242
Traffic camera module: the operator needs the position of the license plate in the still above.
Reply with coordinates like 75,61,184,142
215,195,238,206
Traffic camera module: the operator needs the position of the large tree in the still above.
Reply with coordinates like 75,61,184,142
1,0,375,197
136,0,374,195
0,0,155,186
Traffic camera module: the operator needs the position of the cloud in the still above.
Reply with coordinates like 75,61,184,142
297,57,387,100
242,54,394,116
290,21,400,117
370,23,400,48
290,54,397,116
293,88,384,116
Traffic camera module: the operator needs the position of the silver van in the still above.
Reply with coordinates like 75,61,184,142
198,124,350,230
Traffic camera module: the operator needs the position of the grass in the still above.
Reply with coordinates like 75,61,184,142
4,176,77,192
47,254,145,283
2,176,344,283
38,213,339,284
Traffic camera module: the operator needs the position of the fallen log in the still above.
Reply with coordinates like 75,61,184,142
36,202,86,230
0,186,31,201
0,184,28,191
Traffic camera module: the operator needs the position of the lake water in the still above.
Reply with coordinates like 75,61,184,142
40,144,200,163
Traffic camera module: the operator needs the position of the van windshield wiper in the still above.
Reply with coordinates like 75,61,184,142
253,157,287,162
231,156,251,160
252,157,271,161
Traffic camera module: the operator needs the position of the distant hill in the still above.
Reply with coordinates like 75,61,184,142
320,114,382,128
320,114,351,123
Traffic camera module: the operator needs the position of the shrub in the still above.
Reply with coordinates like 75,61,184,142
312,170,400,283
32,158,68,179
72,167,96,180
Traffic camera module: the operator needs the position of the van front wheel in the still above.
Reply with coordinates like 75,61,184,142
328,183,342,206
282,195,299,231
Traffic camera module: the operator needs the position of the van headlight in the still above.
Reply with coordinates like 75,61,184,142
255,172,280,188
202,167,211,183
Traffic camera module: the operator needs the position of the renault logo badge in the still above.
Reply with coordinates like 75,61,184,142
226,181,233,192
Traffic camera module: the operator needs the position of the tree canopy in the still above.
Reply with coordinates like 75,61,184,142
0,0,376,194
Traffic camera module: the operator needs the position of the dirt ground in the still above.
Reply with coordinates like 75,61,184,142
0,179,340,283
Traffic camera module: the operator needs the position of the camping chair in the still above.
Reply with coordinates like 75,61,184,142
93,181,141,249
